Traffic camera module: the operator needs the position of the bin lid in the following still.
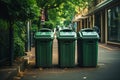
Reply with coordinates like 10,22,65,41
78,28,99,39
57,29,76,39
60,32,76,37
34,28,54,39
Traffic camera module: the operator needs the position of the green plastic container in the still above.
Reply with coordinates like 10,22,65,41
34,28,54,67
57,29,76,68
77,28,99,67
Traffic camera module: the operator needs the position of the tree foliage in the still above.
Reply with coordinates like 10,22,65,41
0,0,39,21
36,0,90,27
14,22,26,58
36,0,66,9
0,0,40,65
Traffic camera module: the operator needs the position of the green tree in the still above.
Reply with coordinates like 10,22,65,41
0,0,39,65
36,0,66,21
36,0,90,28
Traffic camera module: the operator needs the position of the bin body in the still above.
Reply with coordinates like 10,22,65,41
34,28,54,67
77,28,99,67
57,29,76,67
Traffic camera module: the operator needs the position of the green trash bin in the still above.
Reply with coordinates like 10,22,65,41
77,28,99,67
34,28,54,67
57,29,76,68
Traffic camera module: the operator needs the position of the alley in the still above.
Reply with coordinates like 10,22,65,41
0,1,120,80
21,38,120,80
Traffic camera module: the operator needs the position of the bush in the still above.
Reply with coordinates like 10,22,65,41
14,37,25,58
14,22,25,58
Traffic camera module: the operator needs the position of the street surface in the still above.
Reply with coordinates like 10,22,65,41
21,39,120,80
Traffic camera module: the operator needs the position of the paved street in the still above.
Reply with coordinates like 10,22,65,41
21,39,120,80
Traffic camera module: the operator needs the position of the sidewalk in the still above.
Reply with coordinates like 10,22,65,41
0,66,18,80
21,39,120,80
0,54,28,80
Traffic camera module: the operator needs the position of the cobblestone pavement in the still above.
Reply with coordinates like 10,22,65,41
21,38,120,80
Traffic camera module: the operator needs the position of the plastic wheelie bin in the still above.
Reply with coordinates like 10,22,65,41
34,28,54,67
77,28,99,67
57,29,76,68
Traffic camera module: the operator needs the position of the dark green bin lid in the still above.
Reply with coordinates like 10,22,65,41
57,29,76,39
78,28,99,39
34,28,54,39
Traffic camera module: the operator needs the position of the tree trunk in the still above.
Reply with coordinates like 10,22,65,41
38,17,41,30
9,21,14,66
44,8,49,21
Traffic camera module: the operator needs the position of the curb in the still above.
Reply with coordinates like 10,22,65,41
0,58,28,80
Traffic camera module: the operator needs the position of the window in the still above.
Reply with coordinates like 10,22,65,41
107,5,120,42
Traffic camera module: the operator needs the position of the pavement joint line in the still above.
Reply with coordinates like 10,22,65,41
99,45,113,50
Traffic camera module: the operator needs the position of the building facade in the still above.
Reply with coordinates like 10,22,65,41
74,0,120,45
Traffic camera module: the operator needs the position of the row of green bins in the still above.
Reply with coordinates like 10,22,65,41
34,28,54,67
34,28,99,68
77,28,99,67
57,29,77,68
